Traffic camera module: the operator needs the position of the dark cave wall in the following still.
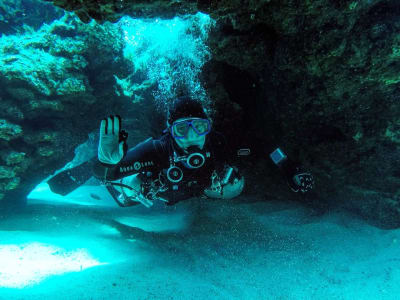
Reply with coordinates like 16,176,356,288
201,0,400,226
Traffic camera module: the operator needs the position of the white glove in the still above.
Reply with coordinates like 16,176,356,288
98,115,127,165
204,166,245,199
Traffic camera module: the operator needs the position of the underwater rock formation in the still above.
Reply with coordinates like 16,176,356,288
43,0,199,23
5,0,400,227
0,13,130,204
200,0,400,227
0,0,63,34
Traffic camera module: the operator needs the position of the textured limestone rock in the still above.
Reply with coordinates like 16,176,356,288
0,19,88,97
0,13,129,206
0,0,63,34
44,0,198,23
0,166,15,179
1,151,26,166
0,119,22,141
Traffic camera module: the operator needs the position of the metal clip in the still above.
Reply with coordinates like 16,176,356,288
237,148,251,156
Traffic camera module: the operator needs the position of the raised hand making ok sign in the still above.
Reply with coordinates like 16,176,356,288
98,115,128,165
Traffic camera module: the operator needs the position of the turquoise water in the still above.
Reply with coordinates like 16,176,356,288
1,1,400,299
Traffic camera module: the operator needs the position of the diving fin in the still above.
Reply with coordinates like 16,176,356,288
47,160,93,196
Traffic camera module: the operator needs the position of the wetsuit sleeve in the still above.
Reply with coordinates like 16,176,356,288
93,138,167,181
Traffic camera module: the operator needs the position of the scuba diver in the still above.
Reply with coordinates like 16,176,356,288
90,96,314,208
93,96,244,207
46,95,313,207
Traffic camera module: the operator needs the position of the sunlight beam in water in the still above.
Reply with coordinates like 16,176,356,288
0,242,106,288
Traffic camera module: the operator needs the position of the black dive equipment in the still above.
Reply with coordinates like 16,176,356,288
269,147,314,193
209,165,241,196
237,148,251,156
292,173,315,193
166,146,209,183
119,129,129,156
105,172,168,207
166,166,183,183
221,166,234,185
47,160,93,196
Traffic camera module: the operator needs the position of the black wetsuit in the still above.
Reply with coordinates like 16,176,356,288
93,131,229,205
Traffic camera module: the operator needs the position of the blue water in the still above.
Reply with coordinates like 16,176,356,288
1,1,399,299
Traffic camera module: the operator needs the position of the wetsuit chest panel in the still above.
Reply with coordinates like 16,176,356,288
111,132,225,204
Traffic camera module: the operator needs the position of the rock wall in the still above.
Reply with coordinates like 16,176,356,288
0,14,133,205
202,0,400,227
0,0,63,34
43,0,199,23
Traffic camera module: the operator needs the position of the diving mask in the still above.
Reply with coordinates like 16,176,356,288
170,118,211,139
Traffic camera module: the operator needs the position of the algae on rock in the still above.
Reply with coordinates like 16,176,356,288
0,12,128,205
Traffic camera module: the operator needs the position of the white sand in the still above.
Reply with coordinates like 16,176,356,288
1,193,400,299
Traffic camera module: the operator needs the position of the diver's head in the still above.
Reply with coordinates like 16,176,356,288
167,96,211,151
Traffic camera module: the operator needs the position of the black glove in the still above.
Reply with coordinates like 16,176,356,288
270,148,314,194
288,171,314,193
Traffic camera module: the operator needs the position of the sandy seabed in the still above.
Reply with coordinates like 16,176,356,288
1,189,400,300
